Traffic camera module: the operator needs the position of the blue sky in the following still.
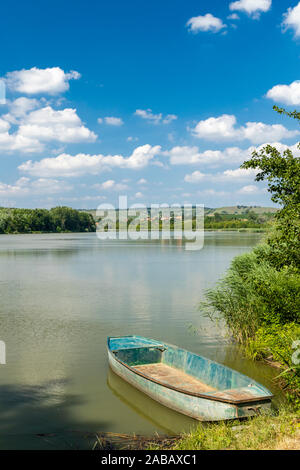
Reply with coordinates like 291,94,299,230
1,0,300,208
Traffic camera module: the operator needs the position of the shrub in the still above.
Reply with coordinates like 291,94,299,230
201,244,300,342
246,324,300,402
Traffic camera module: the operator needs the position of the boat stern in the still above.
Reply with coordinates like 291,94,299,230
236,399,273,418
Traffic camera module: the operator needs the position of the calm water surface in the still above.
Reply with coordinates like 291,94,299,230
0,232,281,449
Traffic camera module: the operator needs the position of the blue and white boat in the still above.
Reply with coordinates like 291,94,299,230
107,335,273,421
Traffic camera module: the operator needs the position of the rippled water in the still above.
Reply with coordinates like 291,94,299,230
0,232,281,449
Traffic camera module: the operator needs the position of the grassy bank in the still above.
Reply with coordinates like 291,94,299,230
166,407,300,451
92,407,299,450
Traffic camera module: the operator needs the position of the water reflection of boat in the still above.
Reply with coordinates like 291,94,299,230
107,368,197,435
107,335,273,422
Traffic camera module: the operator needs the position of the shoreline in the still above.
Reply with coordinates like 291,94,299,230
0,228,268,236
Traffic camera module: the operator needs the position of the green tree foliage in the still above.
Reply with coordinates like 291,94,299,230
202,210,273,230
200,106,300,396
0,207,96,234
241,106,300,269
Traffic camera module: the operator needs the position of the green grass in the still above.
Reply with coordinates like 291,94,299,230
150,407,300,450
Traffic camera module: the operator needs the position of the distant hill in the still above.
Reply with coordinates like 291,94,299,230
81,206,278,221
204,206,278,215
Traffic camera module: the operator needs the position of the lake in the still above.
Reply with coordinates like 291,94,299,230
0,232,281,449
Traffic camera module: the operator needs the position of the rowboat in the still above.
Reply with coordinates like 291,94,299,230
107,335,273,421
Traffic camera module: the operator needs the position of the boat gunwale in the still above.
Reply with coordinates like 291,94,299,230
107,338,273,405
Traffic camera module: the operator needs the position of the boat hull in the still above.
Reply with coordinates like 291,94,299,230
108,349,271,421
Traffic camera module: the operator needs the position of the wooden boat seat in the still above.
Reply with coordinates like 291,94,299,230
133,363,216,394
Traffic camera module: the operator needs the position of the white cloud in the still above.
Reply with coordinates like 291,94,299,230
238,185,260,194
17,106,97,144
186,14,226,33
0,102,97,153
105,116,123,126
94,180,129,191
18,144,162,177
135,109,162,124
0,118,10,133
5,67,80,95
191,115,238,140
98,116,124,126
29,178,73,194
134,109,177,125
3,97,40,123
242,122,298,143
152,160,166,168
282,2,300,38
56,195,107,203
165,145,251,166
184,167,257,184
221,168,257,180
162,114,178,124
197,189,228,197
0,121,44,153
135,192,144,199
0,177,72,196
229,0,271,18
0,177,31,196
227,13,240,20
138,178,147,184
190,114,298,143
184,171,206,183
266,80,300,105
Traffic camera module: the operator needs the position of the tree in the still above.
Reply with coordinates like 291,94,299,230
0,207,96,234
241,106,300,269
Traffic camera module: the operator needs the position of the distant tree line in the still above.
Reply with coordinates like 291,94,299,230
202,210,274,230
0,207,96,234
